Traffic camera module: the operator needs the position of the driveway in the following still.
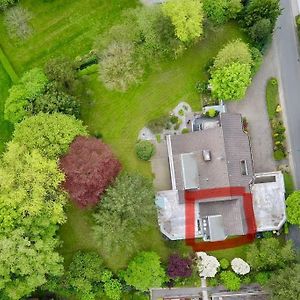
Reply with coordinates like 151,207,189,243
226,45,277,173
273,0,300,188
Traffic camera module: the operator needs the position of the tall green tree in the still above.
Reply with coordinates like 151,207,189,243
210,62,251,100
286,191,300,225
4,68,48,123
203,0,242,24
266,264,300,300
12,113,87,159
246,238,296,271
123,252,166,291
213,40,252,69
0,142,66,299
0,229,64,300
162,0,204,43
93,173,156,256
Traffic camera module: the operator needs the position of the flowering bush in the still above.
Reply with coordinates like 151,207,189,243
231,258,250,275
196,252,220,278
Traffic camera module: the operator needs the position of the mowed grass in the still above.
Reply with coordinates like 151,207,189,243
58,23,248,271
266,77,279,119
0,63,13,154
0,0,138,74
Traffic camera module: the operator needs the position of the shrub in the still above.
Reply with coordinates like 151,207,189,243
60,136,121,207
220,258,230,270
167,254,193,279
135,140,155,161
174,123,180,130
220,271,241,291
255,272,270,285
207,108,217,118
181,128,189,134
178,109,185,116
147,115,170,133
170,115,179,124
274,149,285,161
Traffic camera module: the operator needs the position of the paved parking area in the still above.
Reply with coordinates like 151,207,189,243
227,44,278,173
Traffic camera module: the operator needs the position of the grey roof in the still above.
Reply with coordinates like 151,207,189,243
198,197,247,236
167,113,254,191
181,153,199,190
202,215,226,241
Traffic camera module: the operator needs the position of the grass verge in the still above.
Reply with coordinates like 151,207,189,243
266,77,279,119
283,172,295,196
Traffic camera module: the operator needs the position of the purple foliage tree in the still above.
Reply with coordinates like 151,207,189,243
167,254,193,279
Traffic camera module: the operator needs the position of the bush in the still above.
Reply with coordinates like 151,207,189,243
135,140,155,161
220,271,241,291
220,258,230,270
206,108,217,118
255,272,270,285
170,115,179,124
296,15,300,39
181,128,189,134
178,109,185,116
274,149,285,161
167,254,193,279
147,115,170,133
174,123,180,130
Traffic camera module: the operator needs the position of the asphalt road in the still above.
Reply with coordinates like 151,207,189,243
274,0,300,188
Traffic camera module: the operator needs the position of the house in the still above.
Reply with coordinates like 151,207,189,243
151,113,286,242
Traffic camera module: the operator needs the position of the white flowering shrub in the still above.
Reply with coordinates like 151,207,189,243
196,252,220,278
231,258,250,275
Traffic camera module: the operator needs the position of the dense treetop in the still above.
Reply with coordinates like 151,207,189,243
12,113,87,159
60,136,121,207
162,0,204,43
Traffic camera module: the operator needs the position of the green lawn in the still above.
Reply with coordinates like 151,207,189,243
0,0,138,74
58,23,248,271
0,63,13,154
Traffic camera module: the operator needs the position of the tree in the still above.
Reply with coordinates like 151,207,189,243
93,173,156,255
99,42,143,92
162,0,204,43
213,40,252,69
167,254,193,279
246,238,296,271
231,258,250,275
46,251,105,300
220,258,230,270
44,57,77,92
220,271,241,291
29,82,80,117
0,142,66,299
210,62,251,100
243,0,281,29
60,136,121,207
101,270,122,300
135,140,155,161
249,18,272,45
4,6,32,40
203,0,242,24
266,264,300,300
4,68,48,123
286,191,300,225
123,252,166,291
196,252,220,278
0,142,66,236
12,113,87,159
0,229,64,300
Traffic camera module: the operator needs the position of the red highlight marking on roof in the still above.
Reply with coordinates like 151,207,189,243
184,186,257,251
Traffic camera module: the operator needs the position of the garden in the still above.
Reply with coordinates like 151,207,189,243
1,0,299,299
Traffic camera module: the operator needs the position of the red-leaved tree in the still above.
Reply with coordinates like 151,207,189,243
167,254,193,279
59,136,121,207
